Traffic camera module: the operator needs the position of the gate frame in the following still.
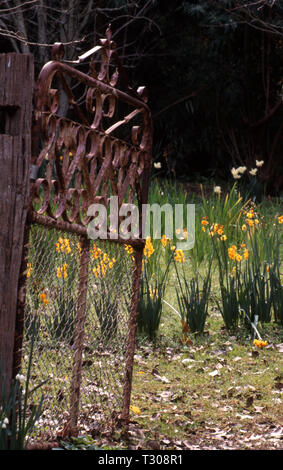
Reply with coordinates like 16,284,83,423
12,27,153,437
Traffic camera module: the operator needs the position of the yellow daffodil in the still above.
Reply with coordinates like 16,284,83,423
144,237,154,259
124,244,134,254
246,218,254,227
92,244,102,259
103,253,110,264
129,405,141,415
57,263,68,279
26,262,33,278
149,286,158,299
201,218,209,226
253,339,268,348
56,237,71,254
244,249,249,260
107,257,116,269
174,249,185,263
161,234,169,247
39,292,49,305
228,247,236,260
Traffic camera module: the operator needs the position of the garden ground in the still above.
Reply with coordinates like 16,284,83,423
55,311,283,451
26,180,283,451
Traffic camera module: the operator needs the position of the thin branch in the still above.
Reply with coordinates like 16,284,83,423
227,0,274,12
0,0,38,14
153,88,206,119
0,27,85,47
249,99,282,127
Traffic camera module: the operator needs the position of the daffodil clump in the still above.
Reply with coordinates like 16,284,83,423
228,244,249,263
56,262,68,279
91,245,116,279
174,249,185,264
231,159,264,180
56,237,71,254
54,236,117,280
136,234,178,341
241,206,260,231
201,217,227,241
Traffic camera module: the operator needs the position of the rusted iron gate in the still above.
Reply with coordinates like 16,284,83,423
13,28,152,439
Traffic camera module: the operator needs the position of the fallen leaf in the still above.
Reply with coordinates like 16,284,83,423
211,349,227,356
154,374,170,384
209,370,219,377
254,406,265,413
182,358,196,364
275,343,283,353
233,356,242,362
236,413,254,420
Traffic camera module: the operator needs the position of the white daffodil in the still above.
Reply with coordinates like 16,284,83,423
231,168,241,179
214,186,221,194
249,168,258,176
154,162,161,169
256,160,264,167
1,418,8,429
15,374,25,384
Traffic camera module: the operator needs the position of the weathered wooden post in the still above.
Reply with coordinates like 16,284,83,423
0,53,33,396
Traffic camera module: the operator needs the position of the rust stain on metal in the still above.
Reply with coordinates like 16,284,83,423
30,25,152,241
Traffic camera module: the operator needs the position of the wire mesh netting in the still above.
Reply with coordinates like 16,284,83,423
23,223,136,439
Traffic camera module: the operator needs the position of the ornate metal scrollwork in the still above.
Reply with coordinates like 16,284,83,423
31,26,152,235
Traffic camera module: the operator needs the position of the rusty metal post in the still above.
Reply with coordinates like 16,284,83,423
0,53,33,396
63,235,90,437
120,245,144,425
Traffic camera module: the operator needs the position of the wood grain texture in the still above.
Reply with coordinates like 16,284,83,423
0,54,33,394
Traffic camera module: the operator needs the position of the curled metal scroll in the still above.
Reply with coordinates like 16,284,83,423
31,26,152,236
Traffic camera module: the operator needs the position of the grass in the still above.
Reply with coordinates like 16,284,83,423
120,179,283,449
127,310,283,450
56,310,283,450
23,177,283,450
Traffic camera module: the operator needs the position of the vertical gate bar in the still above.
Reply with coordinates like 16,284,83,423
63,235,90,437
120,245,144,425
12,222,31,378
